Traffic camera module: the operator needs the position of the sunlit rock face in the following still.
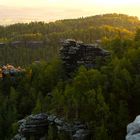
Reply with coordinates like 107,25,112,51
126,115,140,140
60,39,110,73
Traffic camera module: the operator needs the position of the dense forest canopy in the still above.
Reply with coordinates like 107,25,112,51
0,13,140,139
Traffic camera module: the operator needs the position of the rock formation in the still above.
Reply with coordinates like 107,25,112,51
60,39,110,73
12,113,91,140
12,113,48,140
126,115,140,140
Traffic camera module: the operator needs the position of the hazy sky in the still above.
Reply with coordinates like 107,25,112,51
0,0,140,24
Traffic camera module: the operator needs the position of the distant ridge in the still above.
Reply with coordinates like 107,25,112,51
1,13,140,29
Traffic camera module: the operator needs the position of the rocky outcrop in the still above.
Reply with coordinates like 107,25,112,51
126,115,140,140
60,39,110,73
12,113,48,140
12,113,91,140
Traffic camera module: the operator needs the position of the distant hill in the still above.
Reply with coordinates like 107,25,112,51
0,13,139,66
53,13,140,32
0,14,139,34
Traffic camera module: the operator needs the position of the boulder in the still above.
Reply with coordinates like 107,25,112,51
47,114,57,123
126,115,140,140
54,117,64,126
11,134,26,140
73,129,89,140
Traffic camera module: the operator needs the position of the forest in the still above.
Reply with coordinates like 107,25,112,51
0,13,138,66
0,13,140,139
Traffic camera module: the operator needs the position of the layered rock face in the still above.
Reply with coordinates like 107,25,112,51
12,113,90,140
12,113,48,140
60,39,109,73
126,115,140,140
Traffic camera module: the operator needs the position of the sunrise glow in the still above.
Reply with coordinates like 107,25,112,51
0,0,140,24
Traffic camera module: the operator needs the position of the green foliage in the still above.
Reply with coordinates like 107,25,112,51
1,13,140,140
135,28,140,41
47,125,58,140
95,124,111,140
32,92,43,114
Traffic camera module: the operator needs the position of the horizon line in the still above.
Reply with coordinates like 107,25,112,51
0,13,140,26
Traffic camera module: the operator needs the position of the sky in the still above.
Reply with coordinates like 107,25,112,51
0,0,140,25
